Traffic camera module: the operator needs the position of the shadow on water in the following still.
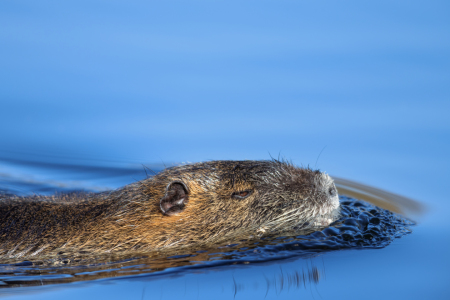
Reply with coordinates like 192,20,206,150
0,155,422,289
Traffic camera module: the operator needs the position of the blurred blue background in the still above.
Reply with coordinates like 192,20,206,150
1,0,448,172
1,0,449,298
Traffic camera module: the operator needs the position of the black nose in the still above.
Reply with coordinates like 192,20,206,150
329,187,336,196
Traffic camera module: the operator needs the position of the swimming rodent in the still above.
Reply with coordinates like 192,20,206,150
0,160,340,259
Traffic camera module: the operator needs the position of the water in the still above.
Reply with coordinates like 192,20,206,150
0,156,441,299
1,0,449,298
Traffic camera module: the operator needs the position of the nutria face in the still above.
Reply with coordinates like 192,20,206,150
0,159,340,257
146,160,340,237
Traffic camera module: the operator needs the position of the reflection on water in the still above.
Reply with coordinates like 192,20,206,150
0,156,417,290
334,177,424,218
232,265,322,297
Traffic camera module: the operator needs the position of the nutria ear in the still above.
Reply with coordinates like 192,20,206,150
160,181,189,216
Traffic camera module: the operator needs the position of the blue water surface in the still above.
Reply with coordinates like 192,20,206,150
0,0,449,299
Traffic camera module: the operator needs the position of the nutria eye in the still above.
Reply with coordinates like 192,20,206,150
232,190,252,199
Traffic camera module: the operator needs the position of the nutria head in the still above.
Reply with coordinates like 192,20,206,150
0,159,340,257
134,160,340,248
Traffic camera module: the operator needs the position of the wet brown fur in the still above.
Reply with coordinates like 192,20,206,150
0,160,339,259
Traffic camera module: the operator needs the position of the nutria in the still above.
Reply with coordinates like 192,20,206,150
0,160,340,259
